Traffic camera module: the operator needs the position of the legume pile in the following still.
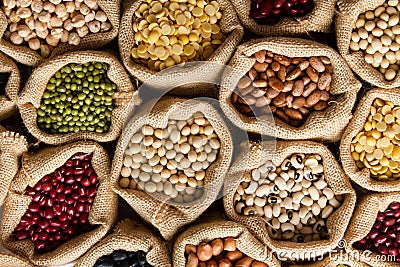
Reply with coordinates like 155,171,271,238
351,99,400,181
131,0,225,71
14,153,98,253
353,202,400,262
1,0,112,57
232,50,334,127
350,0,400,81
120,112,220,203
37,61,117,134
185,237,268,267
234,153,341,242
94,250,153,267
250,0,314,25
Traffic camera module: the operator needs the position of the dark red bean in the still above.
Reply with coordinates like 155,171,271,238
79,214,88,224
42,182,52,192
64,226,75,235
390,202,400,210
24,211,33,218
71,191,80,200
378,245,389,255
75,175,82,182
84,167,93,176
50,220,61,227
72,182,79,190
274,0,286,8
32,193,41,202
35,241,46,251
64,185,73,195
20,217,31,226
14,224,24,232
79,196,87,203
39,196,47,207
55,232,63,241
26,188,36,196
65,160,73,167
46,198,54,207
73,169,84,175
385,217,396,226
284,1,293,10
388,229,396,239
38,219,49,229
48,234,55,242
65,176,75,184
376,235,388,245
48,226,58,233
15,231,28,240
65,197,75,205
39,232,48,241
81,179,91,187
78,187,87,196
82,161,89,169
88,187,96,197
57,194,65,202
76,203,85,213
390,247,399,257
90,174,97,185
31,233,39,242
66,206,75,216
386,211,395,217
49,189,57,198
73,159,80,167
58,214,68,222
53,204,62,216
271,8,282,14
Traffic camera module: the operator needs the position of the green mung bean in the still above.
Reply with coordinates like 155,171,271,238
37,62,117,134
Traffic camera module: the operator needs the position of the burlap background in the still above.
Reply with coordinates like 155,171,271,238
290,253,371,267
0,129,27,206
344,192,400,267
336,0,400,88
118,0,244,90
0,141,118,266
111,96,233,240
220,37,361,142
0,0,120,67
18,50,139,145
172,218,281,267
224,140,357,260
0,51,20,121
74,219,171,267
0,253,33,267
231,0,336,36
340,88,400,192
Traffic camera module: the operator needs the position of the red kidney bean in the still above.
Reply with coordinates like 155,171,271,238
13,153,99,253
386,217,396,227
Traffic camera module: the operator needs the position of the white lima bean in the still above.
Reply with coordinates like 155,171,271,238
350,1,400,80
120,112,221,204
234,153,342,243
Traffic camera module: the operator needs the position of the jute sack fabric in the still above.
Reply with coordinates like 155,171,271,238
111,97,233,240
340,88,400,192
224,140,357,260
231,0,336,36
0,1,120,67
0,253,34,267
173,218,282,267
344,192,400,267
220,37,361,142
0,141,118,266
0,128,28,207
74,219,172,267
18,50,139,145
290,253,372,267
0,51,20,120
336,0,399,88
119,0,244,85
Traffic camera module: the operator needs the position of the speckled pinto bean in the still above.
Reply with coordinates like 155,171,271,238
234,153,342,243
231,50,335,127
1,0,112,57
13,153,98,253
351,98,400,181
185,237,268,267
120,112,220,204
353,202,400,262
350,0,400,81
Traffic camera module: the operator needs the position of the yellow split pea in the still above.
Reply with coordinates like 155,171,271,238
351,98,400,181
131,0,225,71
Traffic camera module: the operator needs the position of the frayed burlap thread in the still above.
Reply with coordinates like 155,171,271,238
0,0,120,67
220,37,361,142
119,0,244,87
18,50,139,145
231,0,336,36
0,253,33,267
344,192,400,267
172,218,281,267
74,219,172,267
111,97,233,240
340,88,400,192
336,0,400,88
289,253,371,267
0,141,118,266
0,51,20,120
224,141,357,260
0,129,27,206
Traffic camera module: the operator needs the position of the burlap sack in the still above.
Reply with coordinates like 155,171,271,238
0,141,118,266
111,97,233,240
0,253,33,267
0,51,20,121
0,128,28,206
119,0,244,85
290,253,371,267
18,50,139,145
336,0,400,88
224,140,357,260
231,0,336,36
344,192,400,267
172,218,282,267
340,88,400,192
74,219,172,267
220,37,361,142
0,1,120,67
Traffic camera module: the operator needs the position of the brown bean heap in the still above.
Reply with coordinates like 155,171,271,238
231,50,335,127
185,237,268,267
1,0,112,58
